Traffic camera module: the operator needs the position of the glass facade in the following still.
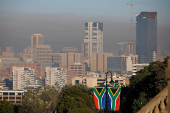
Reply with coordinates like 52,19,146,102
136,12,157,63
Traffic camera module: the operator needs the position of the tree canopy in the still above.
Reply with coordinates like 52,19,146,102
121,56,169,113
57,84,94,113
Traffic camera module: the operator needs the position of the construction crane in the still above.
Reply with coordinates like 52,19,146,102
118,42,134,74
118,42,134,55
127,1,152,54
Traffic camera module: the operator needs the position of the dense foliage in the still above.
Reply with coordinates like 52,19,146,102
121,57,169,113
20,84,59,113
57,84,94,113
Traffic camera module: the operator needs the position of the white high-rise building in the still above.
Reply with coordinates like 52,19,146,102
45,67,67,88
84,22,103,57
13,66,35,90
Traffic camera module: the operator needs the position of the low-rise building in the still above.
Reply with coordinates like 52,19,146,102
132,64,149,75
72,77,129,87
0,90,25,104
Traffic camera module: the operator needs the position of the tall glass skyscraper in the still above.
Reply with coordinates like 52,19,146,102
136,12,157,63
84,22,103,58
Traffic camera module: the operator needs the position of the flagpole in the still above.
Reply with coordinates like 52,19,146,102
106,72,108,113
105,71,114,113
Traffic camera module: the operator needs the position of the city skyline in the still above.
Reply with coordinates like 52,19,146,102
0,0,170,53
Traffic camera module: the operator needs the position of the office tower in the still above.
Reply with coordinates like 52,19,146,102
0,58,20,70
23,46,34,63
45,67,67,88
84,22,103,57
13,66,35,90
31,34,44,47
70,62,86,77
0,47,1,55
62,47,78,53
136,12,157,63
90,53,113,72
157,45,161,60
90,53,98,72
74,53,84,64
6,47,13,52
35,45,52,63
81,42,84,55
107,56,132,73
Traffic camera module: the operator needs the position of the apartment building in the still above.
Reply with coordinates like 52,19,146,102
45,67,67,88
13,66,35,90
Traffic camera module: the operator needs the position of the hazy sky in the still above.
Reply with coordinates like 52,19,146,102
0,0,170,53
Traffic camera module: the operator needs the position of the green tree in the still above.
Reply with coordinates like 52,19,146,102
0,100,14,113
121,57,169,113
57,84,94,113
68,108,94,113
20,84,59,113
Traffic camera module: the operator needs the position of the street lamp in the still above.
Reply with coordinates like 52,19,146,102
105,71,114,113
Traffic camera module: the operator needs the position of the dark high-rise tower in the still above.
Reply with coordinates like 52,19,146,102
136,12,157,63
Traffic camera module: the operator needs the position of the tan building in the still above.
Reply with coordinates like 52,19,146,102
74,53,84,64
35,45,52,63
23,46,34,63
81,42,84,55
31,34,44,47
70,62,86,77
52,52,84,70
0,90,25,104
72,77,129,87
10,63,42,79
52,53,62,65
90,53,113,72
91,53,98,72
6,47,13,52
2,52,14,58
66,70,79,85
62,47,78,53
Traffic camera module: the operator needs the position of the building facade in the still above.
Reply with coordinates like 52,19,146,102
45,67,67,88
136,12,157,63
84,22,103,57
107,56,133,73
70,62,86,77
90,53,113,72
35,45,52,63
13,66,35,90
132,64,149,75
0,90,25,104
31,34,44,47
10,63,42,79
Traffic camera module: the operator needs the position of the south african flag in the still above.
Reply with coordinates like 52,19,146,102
93,87,106,109
108,87,121,111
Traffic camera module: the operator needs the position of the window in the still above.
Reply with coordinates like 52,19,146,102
85,33,88,35
9,93,15,95
93,28,97,30
85,23,88,27
93,33,97,36
16,97,21,99
93,23,97,27
3,92,8,95
75,80,79,84
85,28,88,30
